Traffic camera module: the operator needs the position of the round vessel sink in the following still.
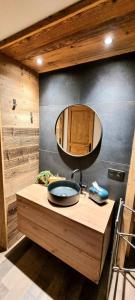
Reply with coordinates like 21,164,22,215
47,180,80,207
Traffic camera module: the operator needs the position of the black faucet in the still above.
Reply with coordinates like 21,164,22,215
71,169,87,193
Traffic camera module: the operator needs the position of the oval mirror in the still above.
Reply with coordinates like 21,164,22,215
55,104,102,157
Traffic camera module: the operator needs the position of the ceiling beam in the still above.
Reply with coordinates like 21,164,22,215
0,0,135,73
0,0,97,49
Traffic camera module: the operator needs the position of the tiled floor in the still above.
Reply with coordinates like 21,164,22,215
0,238,134,300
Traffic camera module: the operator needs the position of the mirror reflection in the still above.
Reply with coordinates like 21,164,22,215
55,104,102,157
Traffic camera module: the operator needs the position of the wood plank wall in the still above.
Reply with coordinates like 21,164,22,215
0,105,7,250
0,54,39,248
118,132,135,267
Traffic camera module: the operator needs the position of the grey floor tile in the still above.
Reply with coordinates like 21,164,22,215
0,259,13,280
0,282,9,299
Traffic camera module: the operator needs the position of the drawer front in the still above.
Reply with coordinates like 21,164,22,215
17,197,103,260
18,213,101,284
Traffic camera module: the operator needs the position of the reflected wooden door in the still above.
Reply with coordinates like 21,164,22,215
67,105,94,155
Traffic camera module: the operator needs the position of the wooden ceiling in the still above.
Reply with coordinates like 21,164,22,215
0,0,135,73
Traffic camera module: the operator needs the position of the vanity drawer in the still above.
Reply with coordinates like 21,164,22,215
18,214,101,283
17,194,113,284
18,198,103,259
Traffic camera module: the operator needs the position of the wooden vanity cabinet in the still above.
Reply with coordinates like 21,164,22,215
17,184,114,284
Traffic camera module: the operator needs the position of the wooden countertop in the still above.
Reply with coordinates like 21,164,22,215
17,184,114,234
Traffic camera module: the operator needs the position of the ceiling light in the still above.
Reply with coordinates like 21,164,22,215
104,36,113,45
36,57,43,65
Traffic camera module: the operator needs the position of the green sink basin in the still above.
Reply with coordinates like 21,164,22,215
47,180,80,207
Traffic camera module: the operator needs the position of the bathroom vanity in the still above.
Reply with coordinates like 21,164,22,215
17,184,114,284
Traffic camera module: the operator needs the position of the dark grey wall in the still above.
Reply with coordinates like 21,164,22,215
39,53,135,201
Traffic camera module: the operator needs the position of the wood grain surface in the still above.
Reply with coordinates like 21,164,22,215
118,132,135,267
0,104,7,249
0,0,135,73
0,53,39,248
17,184,114,283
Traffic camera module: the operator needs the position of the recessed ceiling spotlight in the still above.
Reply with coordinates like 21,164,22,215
36,57,43,65
104,36,113,45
